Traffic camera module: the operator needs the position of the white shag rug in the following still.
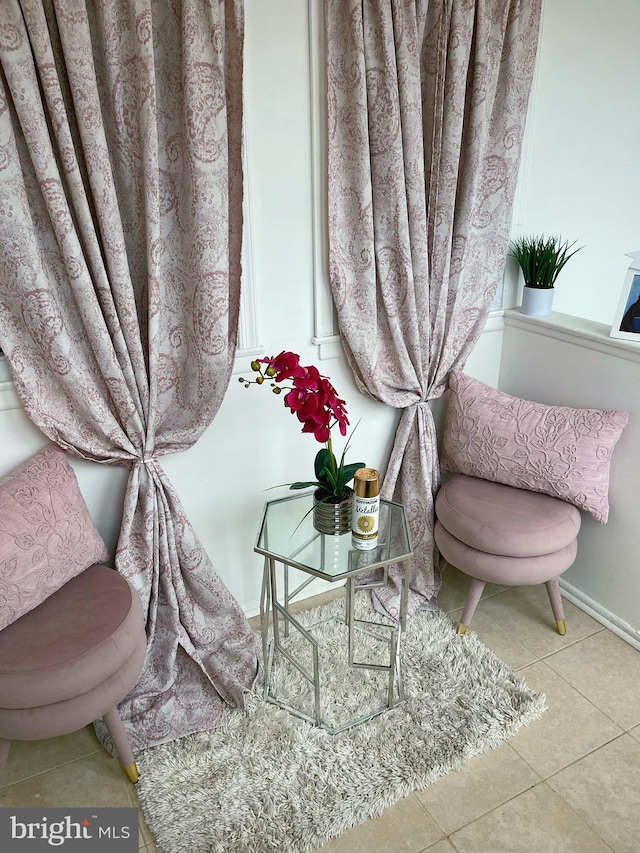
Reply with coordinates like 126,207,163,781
135,595,546,853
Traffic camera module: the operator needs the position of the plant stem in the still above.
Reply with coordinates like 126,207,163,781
326,433,338,482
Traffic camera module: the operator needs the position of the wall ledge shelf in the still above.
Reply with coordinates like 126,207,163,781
504,309,640,364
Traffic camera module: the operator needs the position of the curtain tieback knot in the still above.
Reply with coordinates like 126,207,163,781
133,455,157,469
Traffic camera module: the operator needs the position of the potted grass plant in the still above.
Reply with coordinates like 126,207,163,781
511,235,581,316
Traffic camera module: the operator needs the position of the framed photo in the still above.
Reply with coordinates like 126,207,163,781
610,251,640,341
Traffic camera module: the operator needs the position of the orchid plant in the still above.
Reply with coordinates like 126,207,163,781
240,351,364,502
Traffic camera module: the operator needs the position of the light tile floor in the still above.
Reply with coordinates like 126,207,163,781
2,565,639,853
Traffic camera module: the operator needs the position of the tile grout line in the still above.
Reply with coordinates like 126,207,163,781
507,651,633,783
511,723,628,783
0,747,104,791
532,641,640,733
542,730,633,782
441,778,617,850
511,625,606,672
434,779,542,839
414,743,544,839
537,777,618,853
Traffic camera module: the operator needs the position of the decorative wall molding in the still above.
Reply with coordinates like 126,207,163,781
308,0,338,349
310,334,342,362
560,577,640,652
482,312,506,334
233,122,264,375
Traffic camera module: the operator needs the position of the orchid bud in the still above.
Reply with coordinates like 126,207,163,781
250,360,260,372
256,376,264,385
266,366,276,377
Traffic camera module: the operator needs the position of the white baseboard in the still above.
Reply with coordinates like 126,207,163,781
244,572,640,654
0,379,21,412
559,578,640,652
244,577,345,620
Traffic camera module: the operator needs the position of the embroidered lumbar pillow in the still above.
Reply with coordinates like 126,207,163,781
0,444,108,629
440,370,628,523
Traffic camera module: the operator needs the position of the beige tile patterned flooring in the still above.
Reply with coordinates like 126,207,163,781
2,564,639,852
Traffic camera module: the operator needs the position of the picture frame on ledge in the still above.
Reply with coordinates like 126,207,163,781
610,251,640,342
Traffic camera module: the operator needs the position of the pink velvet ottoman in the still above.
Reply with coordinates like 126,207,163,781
435,474,581,635
0,565,146,782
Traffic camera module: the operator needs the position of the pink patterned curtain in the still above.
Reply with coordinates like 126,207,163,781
0,0,257,750
326,0,541,615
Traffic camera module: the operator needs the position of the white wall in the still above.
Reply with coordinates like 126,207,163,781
508,0,640,324
498,0,640,645
0,382,129,557
499,313,640,644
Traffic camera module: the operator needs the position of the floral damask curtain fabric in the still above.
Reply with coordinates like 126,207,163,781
0,0,257,750
326,0,541,616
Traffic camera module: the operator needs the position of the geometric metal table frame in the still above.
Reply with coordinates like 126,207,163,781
255,492,413,734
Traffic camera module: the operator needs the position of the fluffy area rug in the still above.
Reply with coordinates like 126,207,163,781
135,595,546,853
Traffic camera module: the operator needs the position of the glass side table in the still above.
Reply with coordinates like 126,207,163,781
255,491,413,733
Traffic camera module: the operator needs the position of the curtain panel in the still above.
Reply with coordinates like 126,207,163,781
326,0,541,616
0,0,257,750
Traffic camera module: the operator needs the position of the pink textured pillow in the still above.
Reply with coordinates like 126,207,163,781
0,444,108,629
441,371,628,523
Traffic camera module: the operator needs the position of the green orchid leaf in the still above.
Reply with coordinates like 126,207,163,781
322,469,339,490
341,462,366,483
314,448,335,480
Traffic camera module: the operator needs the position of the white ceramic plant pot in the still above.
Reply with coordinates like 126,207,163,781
521,286,554,317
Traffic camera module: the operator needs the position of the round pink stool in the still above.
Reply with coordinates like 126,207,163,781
434,475,581,636
0,565,146,783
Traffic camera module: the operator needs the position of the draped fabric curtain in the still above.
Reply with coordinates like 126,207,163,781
0,0,258,751
326,0,541,616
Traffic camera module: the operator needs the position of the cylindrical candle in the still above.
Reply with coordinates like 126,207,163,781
352,468,380,551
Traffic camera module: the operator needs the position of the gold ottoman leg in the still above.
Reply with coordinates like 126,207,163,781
123,762,140,784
